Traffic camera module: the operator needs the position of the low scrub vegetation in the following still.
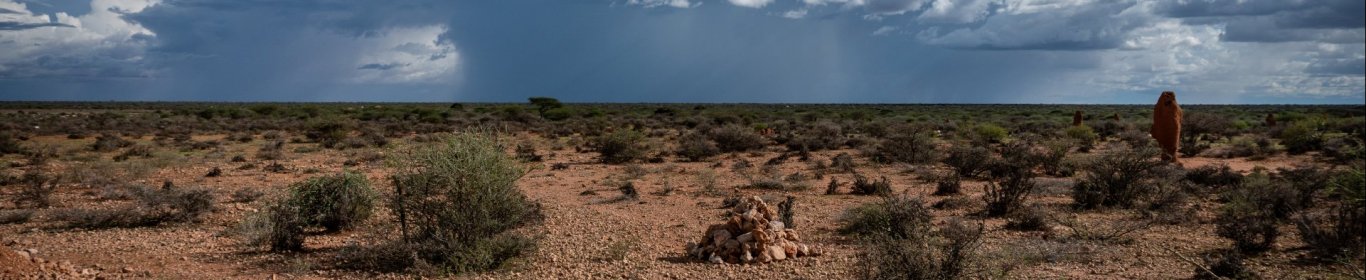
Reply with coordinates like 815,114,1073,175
58,185,216,229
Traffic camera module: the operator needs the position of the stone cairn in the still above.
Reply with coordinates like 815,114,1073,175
685,196,821,264
1072,110,1084,126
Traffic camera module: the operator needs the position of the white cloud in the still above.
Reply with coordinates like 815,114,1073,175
871,25,897,35
782,8,808,19
0,0,159,78
728,0,775,9
349,25,459,84
917,0,993,23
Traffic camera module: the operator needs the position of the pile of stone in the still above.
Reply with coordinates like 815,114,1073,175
685,196,821,264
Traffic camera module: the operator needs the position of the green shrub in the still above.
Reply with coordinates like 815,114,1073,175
1064,125,1098,146
972,124,1008,144
286,172,377,232
385,132,542,273
709,124,766,152
593,129,648,164
1280,121,1323,154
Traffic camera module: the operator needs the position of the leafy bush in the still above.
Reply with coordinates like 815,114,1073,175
709,124,766,152
971,124,1008,144
1279,121,1323,154
285,172,377,232
1072,146,1165,209
675,131,720,162
385,132,542,273
593,129,648,164
1064,125,1098,146
871,131,939,164
943,145,991,178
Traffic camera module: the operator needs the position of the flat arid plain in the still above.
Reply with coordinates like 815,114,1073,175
1,102,1363,279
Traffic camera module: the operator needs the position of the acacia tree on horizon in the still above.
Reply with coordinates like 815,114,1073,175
528,96,562,117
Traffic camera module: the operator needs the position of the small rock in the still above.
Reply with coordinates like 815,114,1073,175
769,245,787,261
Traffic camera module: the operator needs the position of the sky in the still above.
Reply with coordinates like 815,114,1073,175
0,0,1362,104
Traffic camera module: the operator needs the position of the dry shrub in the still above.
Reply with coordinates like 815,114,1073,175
57,185,215,229
675,131,720,162
593,129,648,164
1071,146,1165,210
846,196,984,280
1294,168,1365,260
871,131,939,164
709,124,766,152
943,145,991,178
982,141,1041,217
851,174,892,196
286,172,377,232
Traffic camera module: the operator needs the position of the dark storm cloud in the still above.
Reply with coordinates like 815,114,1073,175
0,21,72,30
1162,0,1364,43
357,62,404,70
